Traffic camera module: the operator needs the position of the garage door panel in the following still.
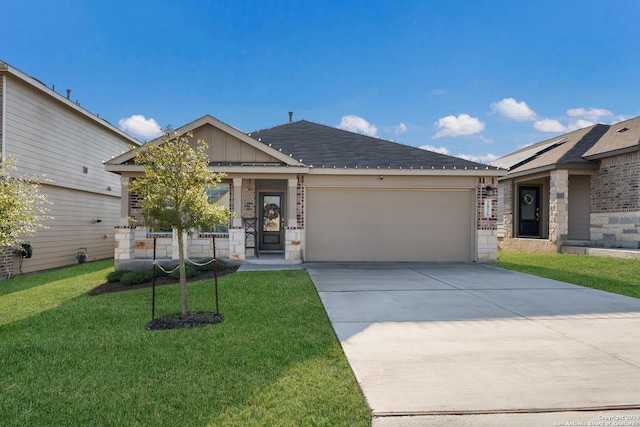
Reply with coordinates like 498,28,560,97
306,188,473,262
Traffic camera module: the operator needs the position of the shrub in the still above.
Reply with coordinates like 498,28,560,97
169,264,198,280
120,270,154,286
106,270,129,283
193,258,226,272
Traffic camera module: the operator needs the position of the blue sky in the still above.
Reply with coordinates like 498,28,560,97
2,0,638,163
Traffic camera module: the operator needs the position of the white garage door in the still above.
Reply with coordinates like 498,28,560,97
305,188,474,262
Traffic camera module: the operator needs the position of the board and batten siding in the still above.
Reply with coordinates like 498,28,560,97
2,71,137,274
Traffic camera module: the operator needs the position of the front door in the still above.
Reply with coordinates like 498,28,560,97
259,193,285,251
519,186,541,237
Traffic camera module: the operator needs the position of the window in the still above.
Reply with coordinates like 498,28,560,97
204,183,230,234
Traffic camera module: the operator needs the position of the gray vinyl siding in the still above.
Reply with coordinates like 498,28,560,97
4,76,126,195
2,72,136,273
11,186,121,274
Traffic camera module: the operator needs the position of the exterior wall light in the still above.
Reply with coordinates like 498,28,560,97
484,186,495,196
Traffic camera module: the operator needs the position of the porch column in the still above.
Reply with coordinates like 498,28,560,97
232,178,243,228
287,178,298,228
119,176,131,226
229,178,246,260
549,170,569,245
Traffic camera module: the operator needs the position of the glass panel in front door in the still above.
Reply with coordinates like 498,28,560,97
262,196,281,232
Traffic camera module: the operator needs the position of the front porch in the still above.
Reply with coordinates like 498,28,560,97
114,176,305,271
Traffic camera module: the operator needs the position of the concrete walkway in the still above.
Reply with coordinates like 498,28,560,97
305,262,640,425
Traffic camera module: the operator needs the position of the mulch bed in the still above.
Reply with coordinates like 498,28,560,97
87,265,239,330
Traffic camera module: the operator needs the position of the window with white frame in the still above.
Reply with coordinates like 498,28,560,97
203,183,230,234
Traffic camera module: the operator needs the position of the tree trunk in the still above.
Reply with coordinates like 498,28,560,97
177,228,188,317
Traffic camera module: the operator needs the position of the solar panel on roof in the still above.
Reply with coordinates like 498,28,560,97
490,138,567,170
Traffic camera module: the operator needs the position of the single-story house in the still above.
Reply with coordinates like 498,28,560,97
491,115,640,252
0,60,140,277
105,114,504,269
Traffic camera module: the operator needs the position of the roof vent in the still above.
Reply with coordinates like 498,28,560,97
288,111,293,123
616,127,629,133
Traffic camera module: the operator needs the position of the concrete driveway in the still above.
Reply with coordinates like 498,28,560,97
305,262,640,424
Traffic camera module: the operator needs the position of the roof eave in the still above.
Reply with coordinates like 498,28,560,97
582,145,640,161
308,167,505,176
498,162,597,181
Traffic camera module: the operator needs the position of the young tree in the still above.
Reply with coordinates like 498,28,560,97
0,156,50,249
128,129,232,317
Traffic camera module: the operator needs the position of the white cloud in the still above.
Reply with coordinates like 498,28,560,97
534,119,566,132
433,114,485,139
490,98,537,121
432,89,447,96
567,119,595,131
337,115,378,137
566,107,612,121
420,145,451,155
419,145,498,164
119,115,163,139
457,153,499,164
393,122,407,134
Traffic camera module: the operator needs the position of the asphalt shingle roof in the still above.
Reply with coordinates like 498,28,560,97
248,120,498,170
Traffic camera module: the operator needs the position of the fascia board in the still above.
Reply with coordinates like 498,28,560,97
307,168,505,177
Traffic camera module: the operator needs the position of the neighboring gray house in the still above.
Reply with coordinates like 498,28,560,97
106,115,504,269
492,116,640,252
0,61,140,277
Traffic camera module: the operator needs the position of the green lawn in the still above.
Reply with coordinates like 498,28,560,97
0,260,370,426
492,251,640,298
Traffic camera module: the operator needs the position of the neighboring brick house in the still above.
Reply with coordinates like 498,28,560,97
105,115,504,270
491,116,640,252
0,61,140,277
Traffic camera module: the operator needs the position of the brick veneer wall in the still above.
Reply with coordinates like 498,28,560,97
592,152,640,213
477,177,498,230
0,247,13,279
297,174,304,228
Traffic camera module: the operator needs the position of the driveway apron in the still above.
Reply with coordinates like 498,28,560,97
305,262,640,417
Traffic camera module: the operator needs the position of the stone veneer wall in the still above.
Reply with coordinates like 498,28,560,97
114,225,231,270
500,180,513,239
477,177,498,261
590,152,640,248
549,169,568,244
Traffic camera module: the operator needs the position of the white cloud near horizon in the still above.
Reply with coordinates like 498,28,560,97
566,107,612,121
420,144,498,164
433,114,485,139
567,119,595,131
534,118,566,132
337,115,378,137
420,144,451,155
491,98,537,121
119,115,163,139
